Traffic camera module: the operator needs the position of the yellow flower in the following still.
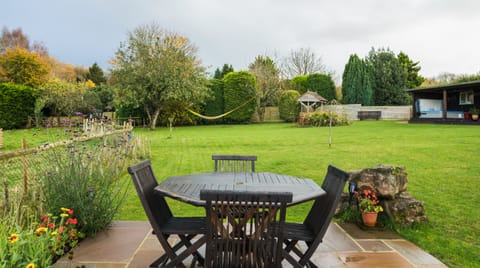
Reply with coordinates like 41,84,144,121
60,213,69,217
51,231,58,236
61,207,70,212
35,227,48,234
26,263,35,268
8,233,19,243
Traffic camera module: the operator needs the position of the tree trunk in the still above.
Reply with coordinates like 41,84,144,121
167,116,176,138
147,108,160,130
257,96,266,122
257,106,265,122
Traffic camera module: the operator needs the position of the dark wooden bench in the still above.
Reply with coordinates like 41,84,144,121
358,111,381,120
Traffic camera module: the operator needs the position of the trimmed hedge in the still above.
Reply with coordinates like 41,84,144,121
203,78,224,124
306,73,336,101
279,90,300,122
289,75,308,94
223,71,257,123
0,83,35,129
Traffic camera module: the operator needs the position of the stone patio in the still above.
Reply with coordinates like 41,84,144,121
54,221,447,268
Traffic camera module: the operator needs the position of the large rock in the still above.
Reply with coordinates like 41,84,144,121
349,164,408,199
383,193,428,227
341,165,428,227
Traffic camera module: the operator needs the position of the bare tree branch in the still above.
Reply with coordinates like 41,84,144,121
282,47,326,78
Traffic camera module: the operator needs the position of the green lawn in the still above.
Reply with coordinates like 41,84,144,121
3,121,479,267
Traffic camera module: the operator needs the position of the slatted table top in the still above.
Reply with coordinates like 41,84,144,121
154,172,325,207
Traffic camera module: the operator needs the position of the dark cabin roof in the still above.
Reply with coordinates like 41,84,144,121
407,80,480,94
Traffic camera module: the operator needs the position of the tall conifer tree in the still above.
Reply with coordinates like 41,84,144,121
342,54,373,105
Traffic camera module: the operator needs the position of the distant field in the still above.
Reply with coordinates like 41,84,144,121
3,121,479,267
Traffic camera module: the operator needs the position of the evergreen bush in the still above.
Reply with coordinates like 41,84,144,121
289,76,308,94
223,71,257,123
0,83,35,129
203,78,224,124
279,90,300,122
305,74,336,101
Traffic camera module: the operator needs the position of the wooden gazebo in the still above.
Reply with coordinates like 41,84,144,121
297,91,327,112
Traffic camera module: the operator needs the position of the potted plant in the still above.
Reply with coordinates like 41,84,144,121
356,189,383,227
469,107,479,121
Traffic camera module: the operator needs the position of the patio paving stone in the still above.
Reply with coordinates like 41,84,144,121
53,221,447,268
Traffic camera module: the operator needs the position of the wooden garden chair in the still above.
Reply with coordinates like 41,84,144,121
200,189,292,268
128,160,206,268
282,165,349,268
212,155,257,172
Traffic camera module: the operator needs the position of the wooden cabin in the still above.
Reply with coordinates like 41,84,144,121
408,81,480,124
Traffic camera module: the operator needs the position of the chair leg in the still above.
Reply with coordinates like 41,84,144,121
150,255,169,268
156,234,205,268
283,239,320,268
284,239,304,259
166,236,206,268
178,235,205,265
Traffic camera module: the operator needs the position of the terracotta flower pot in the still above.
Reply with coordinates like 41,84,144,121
361,212,378,227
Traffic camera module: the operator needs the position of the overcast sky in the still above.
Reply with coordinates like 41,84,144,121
4,0,480,83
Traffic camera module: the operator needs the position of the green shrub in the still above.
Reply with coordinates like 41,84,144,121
223,71,257,123
305,73,336,101
279,90,300,122
0,83,35,129
202,78,224,124
289,76,308,94
42,136,133,237
308,111,350,127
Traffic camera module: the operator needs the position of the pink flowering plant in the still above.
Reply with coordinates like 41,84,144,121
356,189,384,213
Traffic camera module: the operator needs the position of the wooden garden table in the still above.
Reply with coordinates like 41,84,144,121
154,172,325,207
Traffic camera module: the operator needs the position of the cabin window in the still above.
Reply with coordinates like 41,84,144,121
459,91,474,105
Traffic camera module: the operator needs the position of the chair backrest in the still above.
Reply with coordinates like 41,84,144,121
304,165,348,242
200,190,292,268
127,160,173,236
212,155,257,172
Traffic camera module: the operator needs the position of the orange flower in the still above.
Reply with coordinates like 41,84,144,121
26,263,35,268
69,230,76,237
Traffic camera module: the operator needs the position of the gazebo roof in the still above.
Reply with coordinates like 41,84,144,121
297,91,327,103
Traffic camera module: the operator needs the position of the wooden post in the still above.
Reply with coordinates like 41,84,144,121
22,138,28,193
443,89,447,119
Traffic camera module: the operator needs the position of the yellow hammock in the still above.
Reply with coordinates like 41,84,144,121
186,97,255,120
